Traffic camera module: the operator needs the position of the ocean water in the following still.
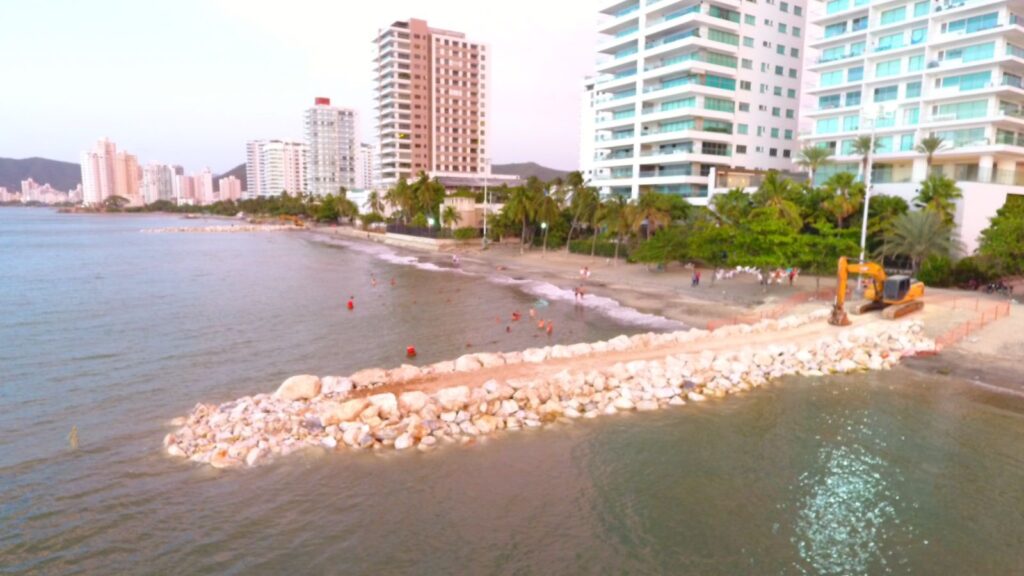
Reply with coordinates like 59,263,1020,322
1,208,1022,575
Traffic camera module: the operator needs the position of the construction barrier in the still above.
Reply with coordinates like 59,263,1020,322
933,297,1013,349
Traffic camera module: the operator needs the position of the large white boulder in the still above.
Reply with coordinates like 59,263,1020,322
454,354,482,372
319,398,369,426
399,390,430,413
350,368,387,389
274,374,321,401
436,386,470,411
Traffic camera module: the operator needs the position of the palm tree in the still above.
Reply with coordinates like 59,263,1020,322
915,174,962,226
881,210,959,273
602,195,639,262
851,135,875,184
367,190,385,216
565,183,597,253
383,177,414,222
915,135,946,173
752,171,802,229
590,197,609,258
535,194,560,254
821,171,865,229
634,192,672,241
442,204,461,229
711,187,753,225
504,185,539,254
795,145,833,184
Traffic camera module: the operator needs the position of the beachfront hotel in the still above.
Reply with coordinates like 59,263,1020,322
304,97,358,195
803,0,1024,252
584,0,810,202
374,18,512,190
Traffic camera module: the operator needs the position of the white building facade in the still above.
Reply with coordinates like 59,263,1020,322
356,142,377,190
803,0,1024,252
588,0,809,201
245,140,308,197
305,97,358,195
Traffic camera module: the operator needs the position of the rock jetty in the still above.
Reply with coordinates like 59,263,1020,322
143,224,299,234
164,311,935,469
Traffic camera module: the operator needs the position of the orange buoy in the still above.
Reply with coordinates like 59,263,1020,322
346,298,354,310
406,346,417,357
511,312,521,321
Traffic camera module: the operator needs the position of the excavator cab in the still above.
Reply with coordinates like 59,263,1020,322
883,276,913,301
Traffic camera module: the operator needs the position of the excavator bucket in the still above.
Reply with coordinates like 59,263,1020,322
828,303,851,326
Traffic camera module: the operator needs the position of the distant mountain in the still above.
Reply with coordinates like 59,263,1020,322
216,163,246,192
0,157,81,191
492,162,571,183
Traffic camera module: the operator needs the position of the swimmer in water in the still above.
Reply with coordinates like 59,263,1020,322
529,308,536,319
546,321,553,335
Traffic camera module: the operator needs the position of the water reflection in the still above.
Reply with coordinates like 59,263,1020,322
792,411,914,575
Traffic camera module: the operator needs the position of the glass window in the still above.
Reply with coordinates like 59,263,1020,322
936,99,988,120
774,86,783,96
744,14,756,24
945,13,998,34
785,129,793,139
913,1,928,18
841,140,855,155
787,88,797,99
791,47,800,57
845,91,861,106
908,55,924,72
736,145,747,154
880,7,906,26
772,106,781,116
900,134,915,151
876,59,901,77
793,26,801,37
827,0,847,15
779,23,788,33
795,5,802,16
941,70,992,91
708,30,739,45
739,102,750,111
705,96,736,111
771,127,780,138
789,68,798,78
781,1,789,12
703,119,733,133
775,65,784,76
770,148,778,157
743,36,754,47
848,66,864,82
933,127,986,146
738,123,749,134
777,44,785,55
819,94,841,109
816,117,840,134
740,80,751,90
911,28,926,44
742,58,752,69
786,109,795,118
906,81,921,98
843,115,860,131
875,136,893,153
875,85,898,102
877,32,904,51
876,113,895,128
825,22,847,38
851,41,865,56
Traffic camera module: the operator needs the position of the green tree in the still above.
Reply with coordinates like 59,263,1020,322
881,210,958,273
314,194,340,222
367,190,385,216
820,171,864,229
752,171,802,229
711,187,753,225
565,184,598,252
795,145,833,184
442,204,461,229
602,195,639,262
102,195,130,211
384,177,414,222
536,194,561,254
915,135,946,172
634,191,674,241
978,196,1024,274
851,135,876,184
866,194,910,255
915,174,962,226
504,185,539,254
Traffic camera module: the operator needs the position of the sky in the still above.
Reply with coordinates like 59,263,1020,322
0,0,600,174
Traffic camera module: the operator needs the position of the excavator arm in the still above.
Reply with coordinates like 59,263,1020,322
830,256,888,326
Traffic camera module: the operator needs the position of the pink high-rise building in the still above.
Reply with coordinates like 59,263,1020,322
79,138,141,205
218,176,242,201
174,174,195,205
194,168,215,205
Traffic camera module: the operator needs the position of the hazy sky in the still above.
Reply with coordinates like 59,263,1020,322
0,0,599,173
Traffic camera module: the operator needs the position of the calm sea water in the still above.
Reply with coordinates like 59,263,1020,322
1,208,1022,575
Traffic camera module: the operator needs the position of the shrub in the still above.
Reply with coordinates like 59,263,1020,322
453,226,480,240
951,256,995,286
410,213,428,228
917,254,953,287
569,238,629,259
360,212,384,226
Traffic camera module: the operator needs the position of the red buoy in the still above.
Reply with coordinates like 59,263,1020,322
346,297,354,310
406,346,417,357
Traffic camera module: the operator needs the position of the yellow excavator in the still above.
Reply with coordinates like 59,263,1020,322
828,256,925,326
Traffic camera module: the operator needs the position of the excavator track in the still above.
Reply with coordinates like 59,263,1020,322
881,300,924,319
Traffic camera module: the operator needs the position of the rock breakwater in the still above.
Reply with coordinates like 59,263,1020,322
164,311,935,469
143,224,300,234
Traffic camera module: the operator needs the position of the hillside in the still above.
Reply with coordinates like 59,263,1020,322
492,162,570,182
216,163,246,192
0,157,81,191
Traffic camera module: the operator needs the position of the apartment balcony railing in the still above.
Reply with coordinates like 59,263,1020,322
615,47,639,59
599,111,637,123
816,50,864,64
610,90,637,100
641,148,695,156
616,25,639,38
596,152,635,160
646,29,699,50
615,4,639,18
639,167,694,178
645,52,738,71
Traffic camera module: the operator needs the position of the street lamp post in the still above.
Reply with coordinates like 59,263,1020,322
482,157,490,249
858,105,889,264
540,221,548,256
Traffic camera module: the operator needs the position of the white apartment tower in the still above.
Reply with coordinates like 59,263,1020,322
356,142,376,190
804,0,1024,252
245,140,309,197
589,0,809,201
305,97,358,195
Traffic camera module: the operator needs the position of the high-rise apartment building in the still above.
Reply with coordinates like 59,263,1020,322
194,168,215,205
79,138,141,205
305,97,358,195
374,18,489,188
218,176,243,201
587,0,808,201
803,0,1024,251
141,164,176,204
356,142,376,189
245,140,308,197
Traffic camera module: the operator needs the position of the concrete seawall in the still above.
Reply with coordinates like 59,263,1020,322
164,310,935,469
